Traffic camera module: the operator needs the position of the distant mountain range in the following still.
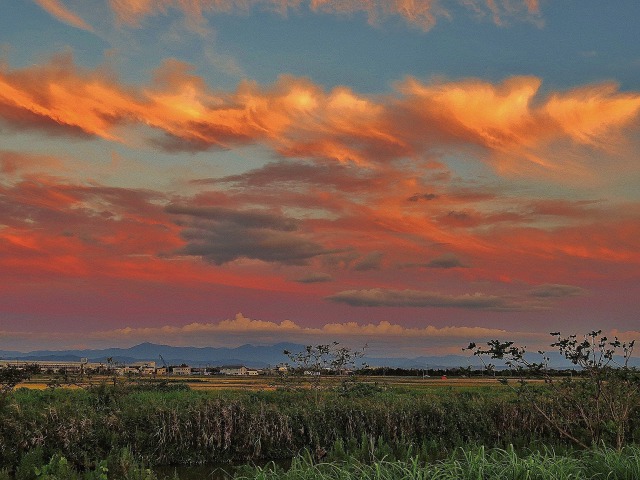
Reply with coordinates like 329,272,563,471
0,342,300,369
1,342,639,369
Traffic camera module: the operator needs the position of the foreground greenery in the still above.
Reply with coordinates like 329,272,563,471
0,447,158,480
0,384,549,469
0,381,638,473
1,330,637,477
239,445,640,480
5,444,640,479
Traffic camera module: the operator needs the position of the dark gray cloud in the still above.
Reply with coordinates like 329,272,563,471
166,205,298,231
407,192,438,202
426,253,467,269
295,272,334,283
353,252,383,271
166,203,330,265
199,159,394,193
327,288,532,311
529,284,587,298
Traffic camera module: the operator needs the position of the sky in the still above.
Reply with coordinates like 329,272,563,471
1,1,639,357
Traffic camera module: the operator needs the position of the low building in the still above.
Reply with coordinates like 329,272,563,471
219,365,248,376
190,367,209,375
129,361,157,375
171,366,191,376
121,366,140,375
0,359,102,374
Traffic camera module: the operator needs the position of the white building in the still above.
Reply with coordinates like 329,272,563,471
171,366,191,375
219,365,248,375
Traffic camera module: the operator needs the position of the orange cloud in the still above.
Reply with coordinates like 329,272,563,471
395,76,640,176
34,0,95,32
545,83,640,145
2,56,640,177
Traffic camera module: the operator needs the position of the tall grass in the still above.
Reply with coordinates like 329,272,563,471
0,386,547,468
236,445,640,480
0,384,638,471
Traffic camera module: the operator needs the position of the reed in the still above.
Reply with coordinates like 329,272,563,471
0,384,638,472
236,444,640,480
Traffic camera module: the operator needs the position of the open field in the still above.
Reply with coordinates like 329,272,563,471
18,374,521,392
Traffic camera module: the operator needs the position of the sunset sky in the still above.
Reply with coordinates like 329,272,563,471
1,1,639,356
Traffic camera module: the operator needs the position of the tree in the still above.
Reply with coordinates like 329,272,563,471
283,342,367,403
0,363,40,409
465,331,639,449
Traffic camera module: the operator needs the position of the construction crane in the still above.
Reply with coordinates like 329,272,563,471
159,354,168,375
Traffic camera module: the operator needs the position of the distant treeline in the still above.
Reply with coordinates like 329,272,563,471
357,367,581,377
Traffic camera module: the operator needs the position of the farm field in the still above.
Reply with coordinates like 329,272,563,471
17,374,518,392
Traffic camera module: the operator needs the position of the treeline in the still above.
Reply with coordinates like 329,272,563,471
358,367,581,377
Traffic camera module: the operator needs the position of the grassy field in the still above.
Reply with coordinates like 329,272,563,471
1,375,637,478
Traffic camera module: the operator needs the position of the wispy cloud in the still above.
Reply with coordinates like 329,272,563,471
34,0,95,32
327,288,538,311
528,283,587,298
104,0,541,31
327,283,592,311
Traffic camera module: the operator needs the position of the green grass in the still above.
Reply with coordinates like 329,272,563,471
0,385,548,467
236,445,640,480
5,444,640,479
1,383,638,472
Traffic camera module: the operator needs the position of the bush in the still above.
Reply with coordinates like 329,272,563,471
466,330,640,449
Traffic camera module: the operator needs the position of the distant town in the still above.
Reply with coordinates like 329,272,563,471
0,359,288,376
